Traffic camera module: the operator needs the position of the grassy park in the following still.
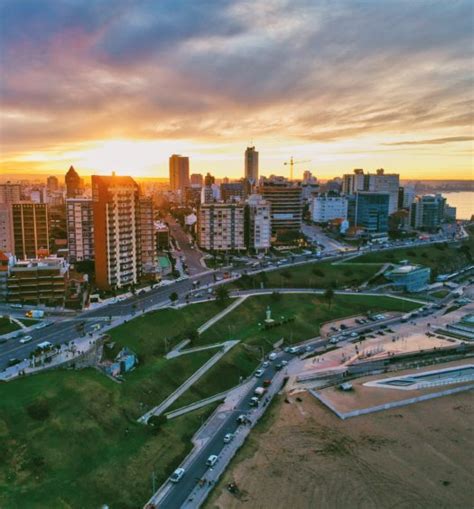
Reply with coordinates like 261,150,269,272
350,241,473,277
0,292,421,508
0,317,20,336
233,260,383,291
169,293,420,409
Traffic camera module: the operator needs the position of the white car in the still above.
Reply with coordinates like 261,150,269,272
262,361,270,368
19,336,32,344
254,369,264,377
170,467,185,483
206,454,218,467
223,433,234,443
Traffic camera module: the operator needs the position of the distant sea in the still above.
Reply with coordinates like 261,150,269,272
436,191,474,220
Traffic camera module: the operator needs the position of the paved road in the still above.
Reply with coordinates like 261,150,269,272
0,234,461,371
302,223,348,251
148,350,294,509
167,215,206,276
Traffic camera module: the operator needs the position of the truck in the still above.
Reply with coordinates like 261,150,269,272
25,309,44,319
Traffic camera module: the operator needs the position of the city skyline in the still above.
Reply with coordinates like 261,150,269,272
1,1,473,180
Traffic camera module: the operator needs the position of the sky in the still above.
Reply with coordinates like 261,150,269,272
0,0,473,180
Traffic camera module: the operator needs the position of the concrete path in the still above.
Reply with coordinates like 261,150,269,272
197,296,249,334
165,389,232,419
231,288,428,305
9,316,27,330
164,339,190,359
138,340,239,423
167,341,230,359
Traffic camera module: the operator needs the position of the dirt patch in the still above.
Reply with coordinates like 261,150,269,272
206,391,474,509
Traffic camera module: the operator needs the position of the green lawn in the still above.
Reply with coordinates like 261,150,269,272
0,368,217,509
0,317,20,336
169,293,420,410
0,302,225,509
0,293,421,508
431,289,450,299
233,260,382,291
350,239,473,279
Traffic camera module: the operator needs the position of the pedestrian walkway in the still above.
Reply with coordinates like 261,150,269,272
166,341,231,359
138,340,239,423
197,296,248,334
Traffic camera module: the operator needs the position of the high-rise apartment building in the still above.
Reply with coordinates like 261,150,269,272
11,202,49,259
342,168,399,214
410,194,446,230
66,198,95,262
198,203,245,251
0,205,13,253
245,194,271,251
169,154,190,192
0,182,21,204
259,176,303,234
65,166,82,198
138,197,157,276
245,146,259,185
92,175,141,290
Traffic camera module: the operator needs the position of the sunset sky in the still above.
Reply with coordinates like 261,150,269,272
0,0,473,180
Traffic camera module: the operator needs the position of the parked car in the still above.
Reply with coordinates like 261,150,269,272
275,363,283,371
170,468,185,483
254,369,264,378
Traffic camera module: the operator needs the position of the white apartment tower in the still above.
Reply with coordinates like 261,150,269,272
311,194,348,223
198,203,245,251
246,194,271,251
66,198,94,262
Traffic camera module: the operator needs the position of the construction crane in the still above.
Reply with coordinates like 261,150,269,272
284,157,310,180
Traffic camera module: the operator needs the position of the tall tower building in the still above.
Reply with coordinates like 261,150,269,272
66,198,94,262
65,166,82,198
11,202,49,259
92,174,141,290
245,146,259,185
169,154,190,192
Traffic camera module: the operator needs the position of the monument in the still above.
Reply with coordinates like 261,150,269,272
264,305,275,324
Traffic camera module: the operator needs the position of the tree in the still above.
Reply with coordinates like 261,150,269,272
323,287,335,309
215,285,230,306
169,292,178,304
187,329,199,343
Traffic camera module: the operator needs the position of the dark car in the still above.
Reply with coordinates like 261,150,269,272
275,363,283,371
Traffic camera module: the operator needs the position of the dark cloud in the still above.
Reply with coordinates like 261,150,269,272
0,0,472,155
383,136,474,146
